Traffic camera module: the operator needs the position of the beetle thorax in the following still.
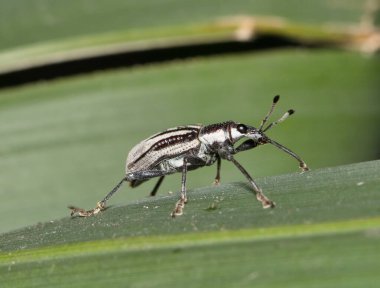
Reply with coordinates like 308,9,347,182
199,121,244,147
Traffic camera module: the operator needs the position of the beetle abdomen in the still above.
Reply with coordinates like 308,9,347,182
126,125,201,172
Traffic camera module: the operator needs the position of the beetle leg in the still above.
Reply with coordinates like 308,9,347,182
229,156,275,209
69,176,127,217
234,139,259,153
150,176,165,196
130,176,165,196
126,170,169,180
69,170,169,217
126,170,171,197
130,179,148,188
171,157,188,217
213,155,221,185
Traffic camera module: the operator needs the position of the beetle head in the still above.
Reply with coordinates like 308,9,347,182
231,95,294,143
230,95,308,172
230,123,266,143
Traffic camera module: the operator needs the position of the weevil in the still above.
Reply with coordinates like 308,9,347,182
69,95,308,217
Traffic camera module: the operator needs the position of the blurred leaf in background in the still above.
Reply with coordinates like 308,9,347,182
0,0,373,51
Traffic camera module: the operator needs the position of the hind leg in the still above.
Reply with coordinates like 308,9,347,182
130,176,165,197
69,170,170,217
150,176,165,196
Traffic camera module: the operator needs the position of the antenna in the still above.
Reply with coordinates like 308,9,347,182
263,109,295,132
258,96,308,172
258,95,280,132
267,138,309,172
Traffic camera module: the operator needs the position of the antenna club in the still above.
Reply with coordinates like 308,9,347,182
289,109,295,115
273,95,280,103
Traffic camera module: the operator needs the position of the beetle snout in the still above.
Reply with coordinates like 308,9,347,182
246,129,265,142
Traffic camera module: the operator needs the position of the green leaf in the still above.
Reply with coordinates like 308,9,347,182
1,160,380,287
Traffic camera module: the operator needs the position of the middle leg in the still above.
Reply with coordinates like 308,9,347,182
213,155,221,185
171,157,188,217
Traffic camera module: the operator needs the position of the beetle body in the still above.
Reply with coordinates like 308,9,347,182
69,96,308,217
127,125,203,174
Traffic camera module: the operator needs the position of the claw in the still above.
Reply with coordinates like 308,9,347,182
171,196,187,217
262,200,276,209
300,162,309,173
256,193,275,209
68,201,106,217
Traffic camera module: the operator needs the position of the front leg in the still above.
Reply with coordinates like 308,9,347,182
234,139,259,153
229,156,275,209
218,143,275,209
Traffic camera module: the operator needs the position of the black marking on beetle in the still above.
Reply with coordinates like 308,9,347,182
201,121,233,135
152,132,198,151
148,127,199,140
132,129,199,166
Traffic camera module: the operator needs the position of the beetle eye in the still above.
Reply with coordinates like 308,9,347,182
237,124,248,134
